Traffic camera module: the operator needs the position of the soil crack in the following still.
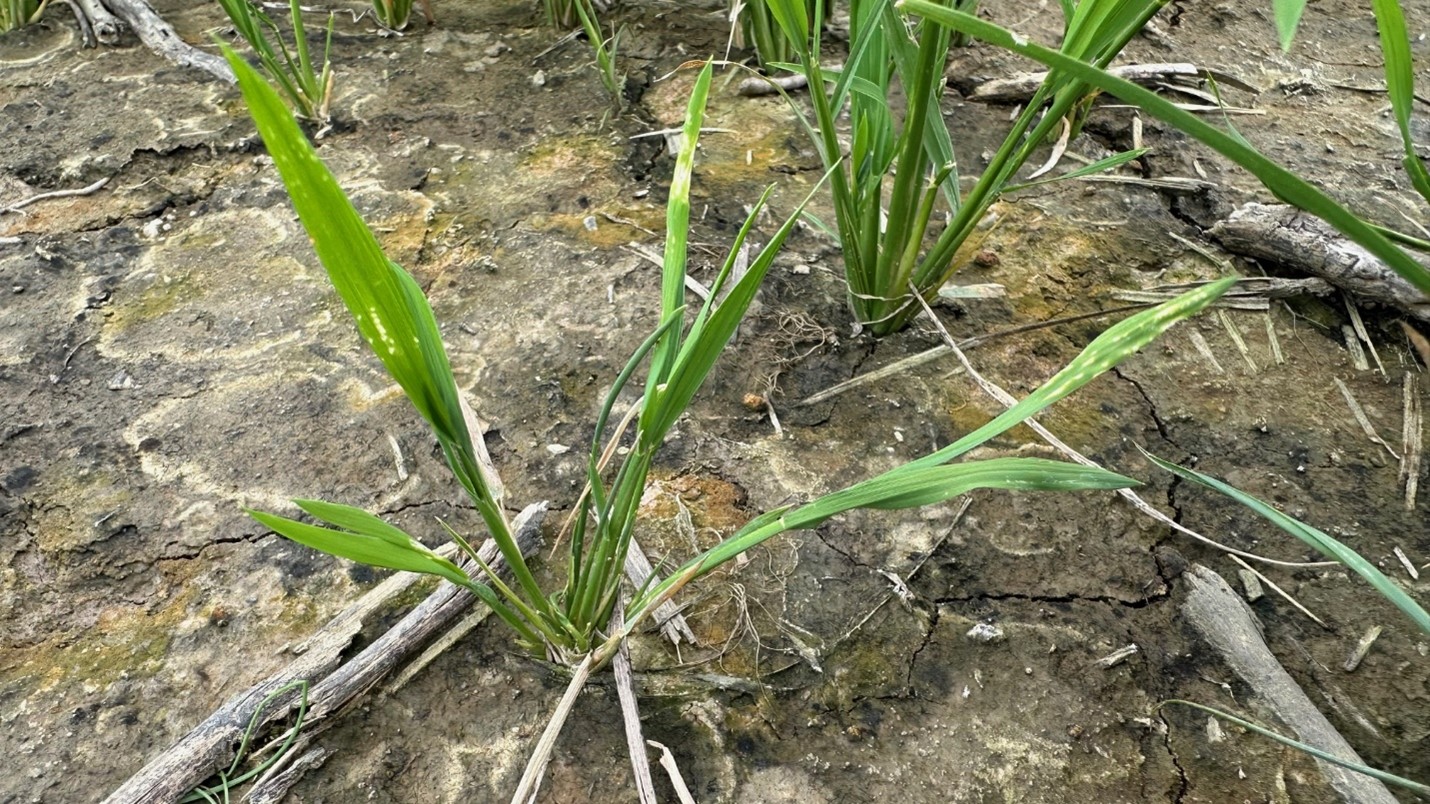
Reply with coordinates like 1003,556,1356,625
1112,367,1176,447
903,603,940,695
935,587,1167,609
1157,712,1191,803
157,529,270,563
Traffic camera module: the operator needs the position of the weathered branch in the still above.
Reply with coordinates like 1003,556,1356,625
1180,563,1397,804
103,502,547,804
1210,203,1430,322
101,0,235,82
75,0,122,44
964,63,1257,104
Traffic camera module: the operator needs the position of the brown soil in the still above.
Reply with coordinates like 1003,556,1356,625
1,0,1426,802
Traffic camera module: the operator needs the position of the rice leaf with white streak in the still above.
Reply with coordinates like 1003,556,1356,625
632,459,1136,617
225,46,550,613
905,276,1237,470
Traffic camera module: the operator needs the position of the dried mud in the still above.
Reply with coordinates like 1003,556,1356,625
1,0,1427,802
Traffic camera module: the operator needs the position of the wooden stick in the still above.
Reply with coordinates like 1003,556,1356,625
1210,203,1430,322
1400,372,1423,511
76,0,121,43
967,63,1259,104
512,654,594,804
103,503,546,804
738,73,809,97
647,740,697,804
613,598,657,804
626,538,698,646
101,0,235,82
1181,564,1397,804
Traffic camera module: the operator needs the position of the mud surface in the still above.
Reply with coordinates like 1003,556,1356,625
1,0,1427,802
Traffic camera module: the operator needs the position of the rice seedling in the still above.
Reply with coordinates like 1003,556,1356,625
542,0,583,29
731,0,820,72
371,0,415,31
217,0,335,124
898,0,1430,296
904,1,1430,782
570,0,623,110
0,0,44,32
225,41,1240,795
770,0,1163,335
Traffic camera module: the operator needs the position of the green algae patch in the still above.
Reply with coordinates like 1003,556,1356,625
32,466,135,553
5,587,196,693
527,201,665,248
105,269,204,333
520,133,621,179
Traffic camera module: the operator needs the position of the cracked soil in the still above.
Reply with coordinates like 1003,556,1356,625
1,0,1428,801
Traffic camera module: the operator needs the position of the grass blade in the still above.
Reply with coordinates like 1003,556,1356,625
1140,448,1430,635
224,48,469,450
224,46,550,611
634,458,1136,613
1160,700,1430,796
248,508,472,587
646,62,712,391
1370,0,1430,203
1272,0,1307,50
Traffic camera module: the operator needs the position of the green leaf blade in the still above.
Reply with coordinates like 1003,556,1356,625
222,47,473,460
638,458,1136,611
1141,449,1430,636
896,2,1430,297
910,277,1237,470
1272,0,1307,50
248,508,471,588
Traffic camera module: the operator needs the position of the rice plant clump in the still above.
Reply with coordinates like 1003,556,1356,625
1,0,46,32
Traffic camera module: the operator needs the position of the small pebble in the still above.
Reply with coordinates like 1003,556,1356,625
965,622,1004,643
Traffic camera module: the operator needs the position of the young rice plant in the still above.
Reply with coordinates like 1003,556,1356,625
226,44,1243,795
371,0,418,31
1,0,44,31
217,0,335,124
898,0,1430,785
769,0,1163,335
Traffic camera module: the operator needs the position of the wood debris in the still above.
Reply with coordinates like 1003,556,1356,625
1392,546,1419,581
964,63,1257,104
1401,373,1424,510
1335,378,1400,461
1342,626,1383,672
1210,203,1430,322
1181,565,1398,804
